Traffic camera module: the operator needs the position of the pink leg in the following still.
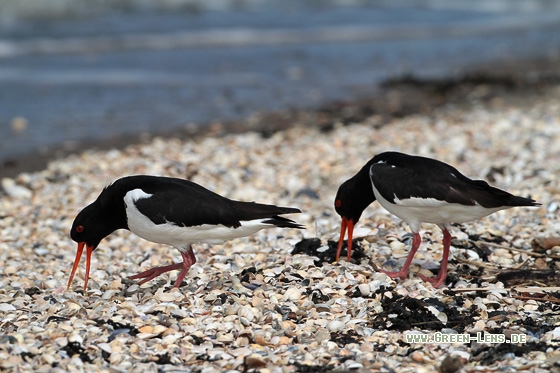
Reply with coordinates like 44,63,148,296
171,248,197,288
379,232,422,279
418,228,451,288
128,246,197,287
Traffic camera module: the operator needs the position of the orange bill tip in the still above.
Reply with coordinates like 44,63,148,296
67,242,94,292
335,217,347,262
67,242,85,290
84,244,94,292
335,217,355,262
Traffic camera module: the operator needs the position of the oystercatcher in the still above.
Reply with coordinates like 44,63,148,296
68,175,303,291
334,151,539,287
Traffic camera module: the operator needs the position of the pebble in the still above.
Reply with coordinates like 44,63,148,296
1,178,32,198
0,303,16,312
358,283,371,297
11,116,28,133
284,286,302,301
327,320,345,332
411,350,425,363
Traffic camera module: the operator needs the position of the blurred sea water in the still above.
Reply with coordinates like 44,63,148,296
1,0,560,164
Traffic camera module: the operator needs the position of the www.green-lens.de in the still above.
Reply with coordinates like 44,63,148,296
406,332,527,344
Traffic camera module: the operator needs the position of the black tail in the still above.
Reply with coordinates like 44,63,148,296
263,215,305,229
234,201,304,228
468,179,541,209
506,194,540,207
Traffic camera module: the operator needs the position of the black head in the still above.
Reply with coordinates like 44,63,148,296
334,160,377,262
334,163,377,223
334,178,367,223
68,185,129,291
70,203,113,250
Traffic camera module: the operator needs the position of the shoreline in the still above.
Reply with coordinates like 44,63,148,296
2,54,560,179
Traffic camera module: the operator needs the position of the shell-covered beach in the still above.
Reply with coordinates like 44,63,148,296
1,81,560,372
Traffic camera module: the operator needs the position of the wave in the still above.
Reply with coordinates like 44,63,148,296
1,12,560,58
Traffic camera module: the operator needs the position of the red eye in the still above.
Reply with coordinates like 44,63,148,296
76,225,84,233
335,199,342,208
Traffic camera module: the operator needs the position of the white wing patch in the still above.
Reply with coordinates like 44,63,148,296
125,188,153,203
393,195,448,207
375,159,395,168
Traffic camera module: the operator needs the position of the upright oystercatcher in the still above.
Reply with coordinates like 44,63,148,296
334,151,540,287
68,175,303,291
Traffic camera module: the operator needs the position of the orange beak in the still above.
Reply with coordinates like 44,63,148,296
67,242,95,292
335,217,354,262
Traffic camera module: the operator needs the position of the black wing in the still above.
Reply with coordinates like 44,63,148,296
123,176,301,228
369,152,538,208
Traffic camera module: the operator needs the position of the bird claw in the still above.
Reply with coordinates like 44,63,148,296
379,267,447,288
417,272,446,288
377,268,408,280
128,263,183,284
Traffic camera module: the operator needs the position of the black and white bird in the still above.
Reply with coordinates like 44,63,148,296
68,175,303,291
334,151,540,287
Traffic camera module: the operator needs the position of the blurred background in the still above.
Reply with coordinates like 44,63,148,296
1,0,560,176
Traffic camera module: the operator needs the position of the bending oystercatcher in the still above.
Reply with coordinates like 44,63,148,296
68,175,303,291
334,151,540,287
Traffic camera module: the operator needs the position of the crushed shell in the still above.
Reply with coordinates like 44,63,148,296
0,85,559,372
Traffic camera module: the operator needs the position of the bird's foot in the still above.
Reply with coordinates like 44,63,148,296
377,268,409,280
128,263,183,285
129,249,196,288
417,272,447,288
